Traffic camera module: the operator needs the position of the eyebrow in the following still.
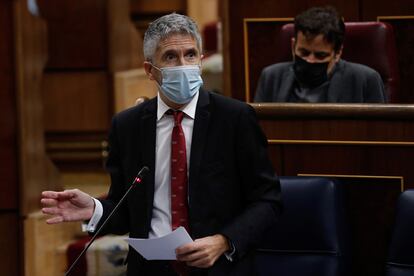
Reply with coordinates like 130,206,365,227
298,47,331,56
160,47,199,59
314,51,331,57
298,47,310,52
185,48,198,54
313,52,331,58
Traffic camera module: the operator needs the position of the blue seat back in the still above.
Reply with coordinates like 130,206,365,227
386,190,414,276
256,176,349,276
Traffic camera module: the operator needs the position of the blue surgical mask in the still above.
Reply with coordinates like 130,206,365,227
152,64,203,104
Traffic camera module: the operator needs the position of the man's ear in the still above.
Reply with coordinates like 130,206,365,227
200,54,204,67
334,45,344,62
143,61,155,80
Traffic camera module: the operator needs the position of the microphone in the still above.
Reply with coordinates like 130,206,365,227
65,166,150,276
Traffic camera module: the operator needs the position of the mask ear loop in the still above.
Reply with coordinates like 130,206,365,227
150,63,163,87
150,63,162,72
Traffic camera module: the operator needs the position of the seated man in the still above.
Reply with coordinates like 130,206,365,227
254,6,386,103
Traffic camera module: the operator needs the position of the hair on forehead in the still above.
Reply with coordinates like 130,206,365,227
294,6,345,52
143,13,202,61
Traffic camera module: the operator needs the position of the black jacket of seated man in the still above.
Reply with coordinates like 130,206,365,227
254,59,386,103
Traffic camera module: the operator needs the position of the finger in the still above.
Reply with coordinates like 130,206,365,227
56,190,77,200
176,242,197,255
42,207,62,215
41,191,60,199
46,216,64,224
40,198,58,207
178,250,207,262
187,257,213,268
177,242,209,261
42,190,74,201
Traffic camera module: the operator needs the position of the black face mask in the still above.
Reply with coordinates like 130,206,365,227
293,55,329,88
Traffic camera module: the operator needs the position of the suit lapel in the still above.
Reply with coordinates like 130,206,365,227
188,89,210,199
139,99,157,222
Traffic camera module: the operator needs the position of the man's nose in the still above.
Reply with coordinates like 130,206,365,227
177,55,187,66
304,54,317,63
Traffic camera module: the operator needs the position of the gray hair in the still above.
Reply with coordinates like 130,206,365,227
143,13,203,62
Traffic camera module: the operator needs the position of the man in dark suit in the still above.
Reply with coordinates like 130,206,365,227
254,6,386,103
41,13,282,275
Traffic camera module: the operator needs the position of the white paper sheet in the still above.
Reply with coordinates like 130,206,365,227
125,227,193,260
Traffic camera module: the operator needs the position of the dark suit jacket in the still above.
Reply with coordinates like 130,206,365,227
254,59,386,103
98,89,282,275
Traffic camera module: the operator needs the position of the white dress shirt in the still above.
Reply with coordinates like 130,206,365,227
85,92,198,238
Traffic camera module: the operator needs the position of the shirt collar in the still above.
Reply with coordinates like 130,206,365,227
157,91,199,121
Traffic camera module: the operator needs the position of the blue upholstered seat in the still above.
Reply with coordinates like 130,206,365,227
386,190,414,276
256,176,349,276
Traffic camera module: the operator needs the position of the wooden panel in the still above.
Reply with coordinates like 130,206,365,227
130,0,187,40
187,0,219,31
254,103,414,276
37,0,107,69
281,145,413,183
226,0,299,101
24,211,83,276
244,19,292,102
130,0,186,14
14,0,62,215
0,0,18,210
45,131,108,172
114,68,157,113
361,0,414,103
361,0,414,20
261,118,414,142
38,0,143,171
341,177,400,276
222,0,359,100
266,145,284,173
379,17,414,103
107,0,143,72
0,213,20,276
43,72,110,132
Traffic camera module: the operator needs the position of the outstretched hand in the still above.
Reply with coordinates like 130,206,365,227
41,189,95,224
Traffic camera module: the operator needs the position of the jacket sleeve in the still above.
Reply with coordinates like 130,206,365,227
219,104,282,260
364,69,386,103
254,69,269,102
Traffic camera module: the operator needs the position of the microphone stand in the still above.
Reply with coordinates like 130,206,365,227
65,166,149,276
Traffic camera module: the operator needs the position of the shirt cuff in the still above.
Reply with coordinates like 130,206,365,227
224,239,236,262
81,197,103,232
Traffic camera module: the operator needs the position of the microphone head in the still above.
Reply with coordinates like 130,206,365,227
136,166,150,182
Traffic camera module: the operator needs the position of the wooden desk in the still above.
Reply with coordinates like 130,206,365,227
253,103,414,276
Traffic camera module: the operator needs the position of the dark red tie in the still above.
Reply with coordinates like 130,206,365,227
170,110,189,231
169,110,190,276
